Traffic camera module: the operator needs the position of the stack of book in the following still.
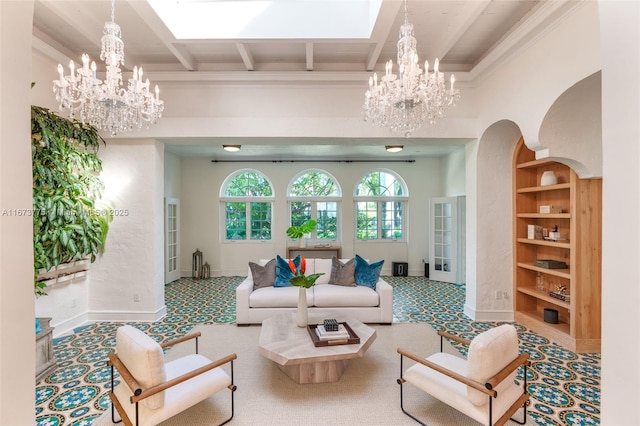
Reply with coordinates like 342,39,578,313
315,324,350,340
549,291,570,302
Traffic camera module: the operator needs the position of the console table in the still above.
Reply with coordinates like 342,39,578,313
287,246,341,259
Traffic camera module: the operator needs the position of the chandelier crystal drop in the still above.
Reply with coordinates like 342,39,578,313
362,0,460,137
53,0,164,136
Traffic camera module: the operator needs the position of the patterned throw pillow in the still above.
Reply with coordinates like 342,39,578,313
249,258,276,290
274,254,301,287
329,257,356,286
354,254,384,289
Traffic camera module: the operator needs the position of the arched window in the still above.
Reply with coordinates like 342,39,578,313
220,169,274,241
354,169,408,240
287,170,341,241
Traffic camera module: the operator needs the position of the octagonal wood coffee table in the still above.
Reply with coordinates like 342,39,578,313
258,312,377,384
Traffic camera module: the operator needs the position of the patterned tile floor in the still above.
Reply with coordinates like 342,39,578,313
35,276,600,426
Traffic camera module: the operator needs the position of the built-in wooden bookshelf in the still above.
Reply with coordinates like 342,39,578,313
513,138,602,353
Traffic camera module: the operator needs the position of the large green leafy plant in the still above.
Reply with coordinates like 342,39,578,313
31,105,111,295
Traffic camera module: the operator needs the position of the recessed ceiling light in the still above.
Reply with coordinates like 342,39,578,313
223,145,241,152
385,145,403,153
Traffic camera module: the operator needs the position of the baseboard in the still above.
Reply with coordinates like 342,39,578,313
464,304,514,322
51,312,90,338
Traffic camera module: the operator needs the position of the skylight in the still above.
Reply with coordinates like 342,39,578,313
147,0,382,40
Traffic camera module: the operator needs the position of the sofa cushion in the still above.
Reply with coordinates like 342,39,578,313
329,257,356,286
116,325,166,410
274,255,301,287
354,254,384,288
249,286,313,308
313,258,332,284
313,285,379,307
249,258,276,289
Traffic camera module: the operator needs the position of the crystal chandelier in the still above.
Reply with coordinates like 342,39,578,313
53,0,164,136
362,0,460,137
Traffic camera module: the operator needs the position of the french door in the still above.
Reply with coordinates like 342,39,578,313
165,198,180,284
429,196,465,283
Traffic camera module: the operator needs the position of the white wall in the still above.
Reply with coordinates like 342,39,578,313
179,157,443,277
88,140,166,324
599,1,640,423
0,2,36,423
441,148,466,196
164,152,181,199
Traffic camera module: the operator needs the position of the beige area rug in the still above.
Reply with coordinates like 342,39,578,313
95,323,532,426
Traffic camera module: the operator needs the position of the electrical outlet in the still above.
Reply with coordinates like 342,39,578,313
134,293,140,302
494,290,502,300
502,291,509,300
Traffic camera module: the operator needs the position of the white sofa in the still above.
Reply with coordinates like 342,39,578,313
236,258,393,325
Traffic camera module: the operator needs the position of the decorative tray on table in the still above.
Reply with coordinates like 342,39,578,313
306,322,360,347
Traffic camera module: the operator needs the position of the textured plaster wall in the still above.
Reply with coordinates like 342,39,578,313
87,140,166,325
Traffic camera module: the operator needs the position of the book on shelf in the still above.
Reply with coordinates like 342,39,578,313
315,324,350,340
549,291,570,302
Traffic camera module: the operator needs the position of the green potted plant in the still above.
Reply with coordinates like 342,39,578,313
286,219,317,248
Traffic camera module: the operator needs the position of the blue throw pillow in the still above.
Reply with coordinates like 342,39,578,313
274,254,301,287
354,254,384,289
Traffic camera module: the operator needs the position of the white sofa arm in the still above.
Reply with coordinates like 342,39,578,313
235,277,254,325
376,278,393,323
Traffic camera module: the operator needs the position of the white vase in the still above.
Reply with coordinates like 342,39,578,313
296,287,308,327
298,237,306,248
540,171,558,186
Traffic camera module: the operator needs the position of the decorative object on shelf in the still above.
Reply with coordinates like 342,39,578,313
549,291,570,302
52,0,164,135
536,273,545,292
555,284,568,295
544,308,559,324
288,256,324,327
201,262,211,279
540,170,558,186
192,249,203,279
286,219,317,249
527,224,543,240
548,225,561,241
534,259,568,269
539,205,562,214
362,0,459,137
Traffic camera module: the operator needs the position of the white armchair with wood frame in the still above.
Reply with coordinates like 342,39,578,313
397,324,530,426
107,325,237,426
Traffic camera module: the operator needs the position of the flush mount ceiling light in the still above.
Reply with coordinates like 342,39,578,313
52,0,164,136
223,145,241,152
362,0,460,137
385,145,404,153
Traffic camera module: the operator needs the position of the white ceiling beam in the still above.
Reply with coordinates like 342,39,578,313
126,0,196,71
432,0,492,62
236,43,255,71
365,0,403,71
32,28,74,66
306,43,314,71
